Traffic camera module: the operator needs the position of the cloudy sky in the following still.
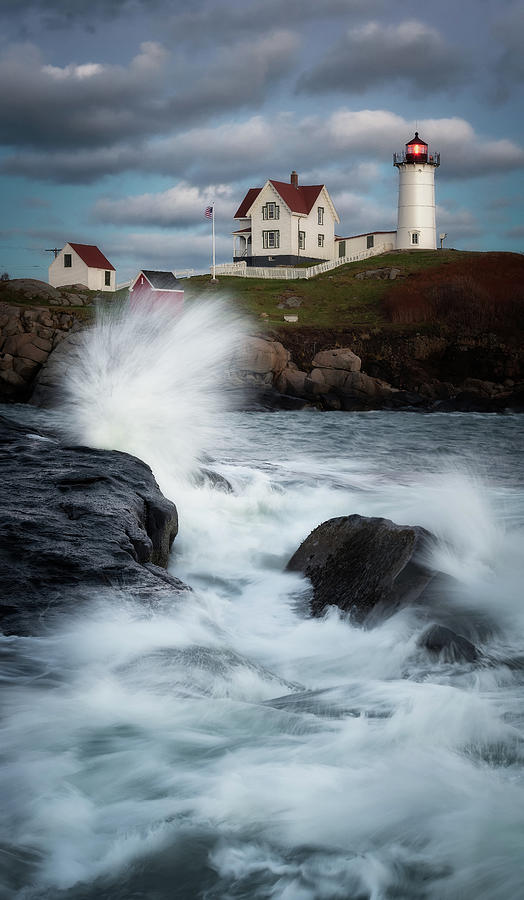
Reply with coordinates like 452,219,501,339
1,0,523,281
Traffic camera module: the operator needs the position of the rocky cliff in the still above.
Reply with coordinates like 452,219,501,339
1,295,522,412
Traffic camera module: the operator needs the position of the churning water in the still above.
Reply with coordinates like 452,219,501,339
2,301,524,899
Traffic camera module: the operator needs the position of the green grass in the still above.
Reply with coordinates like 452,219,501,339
184,250,478,329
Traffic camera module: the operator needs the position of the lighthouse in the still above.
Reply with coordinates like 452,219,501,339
393,132,440,250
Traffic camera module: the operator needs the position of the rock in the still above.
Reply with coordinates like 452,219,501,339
193,467,233,492
277,296,303,309
3,334,50,363
232,335,290,377
227,336,291,402
275,365,309,398
0,304,83,403
0,412,186,635
419,624,479,663
311,348,361,372
287,514,436,623
30,331,84,407
434,391,506,412
460,378,497,396
354,267,401,281
0,278,64,304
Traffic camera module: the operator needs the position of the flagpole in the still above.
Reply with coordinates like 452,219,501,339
211,203,216,281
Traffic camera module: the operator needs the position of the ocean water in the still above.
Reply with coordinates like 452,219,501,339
1,301,524,899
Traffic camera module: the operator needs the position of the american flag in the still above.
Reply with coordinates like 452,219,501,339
204,205,213,218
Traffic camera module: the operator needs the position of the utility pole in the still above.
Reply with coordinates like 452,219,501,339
45,248,60,259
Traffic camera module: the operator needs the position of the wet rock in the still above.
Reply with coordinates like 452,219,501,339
0,412,186,635
193,467,233,492
287,514,436,624
419,624,479,663
30,332,84,407
433,391,511,412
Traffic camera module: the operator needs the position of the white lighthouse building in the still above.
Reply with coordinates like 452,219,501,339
394,132,440,250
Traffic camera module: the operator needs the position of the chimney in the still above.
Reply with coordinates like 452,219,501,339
290,170,298,189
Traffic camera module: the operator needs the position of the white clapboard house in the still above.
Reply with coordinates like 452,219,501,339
233,172,340,267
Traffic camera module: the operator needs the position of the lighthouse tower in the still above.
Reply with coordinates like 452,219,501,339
394,132,440,250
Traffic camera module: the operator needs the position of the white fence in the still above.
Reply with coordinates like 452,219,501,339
213,243,395,280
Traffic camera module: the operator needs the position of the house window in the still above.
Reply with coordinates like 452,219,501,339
105,271,111,286
298,231,305,250
318,234,324,247
64,254,72,268
411,232,420,245
262,230,280,249
262,202,280,220
318,207,324,225
366,234,374,249
338,241,346,258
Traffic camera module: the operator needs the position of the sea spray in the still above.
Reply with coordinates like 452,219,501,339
58,295,248,486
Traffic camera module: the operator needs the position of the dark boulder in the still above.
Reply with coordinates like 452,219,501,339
0,412,187,634
286,514,436,623
193,467,234,492
419,624,479,663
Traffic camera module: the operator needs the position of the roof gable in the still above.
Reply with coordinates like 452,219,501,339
68,243,115,271
140,270,183,291
234,188,262,219
235,180,339,221
268,180,324,215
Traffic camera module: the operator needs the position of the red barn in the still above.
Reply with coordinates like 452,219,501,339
129,270,184,307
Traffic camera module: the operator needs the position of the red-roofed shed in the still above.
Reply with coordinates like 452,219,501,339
49,242,116,292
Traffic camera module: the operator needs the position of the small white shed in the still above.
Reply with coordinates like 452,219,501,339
48,243,116,291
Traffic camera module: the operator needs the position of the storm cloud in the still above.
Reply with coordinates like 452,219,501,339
297,20,470,96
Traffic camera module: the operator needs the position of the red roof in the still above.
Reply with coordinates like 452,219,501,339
234,188,262,218
68,243,115,271
269,181,323,214
234,181,324,218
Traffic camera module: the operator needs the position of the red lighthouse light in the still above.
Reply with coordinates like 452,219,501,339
405,131,428,163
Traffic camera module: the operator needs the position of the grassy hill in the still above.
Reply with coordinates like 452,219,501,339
185,250,523,333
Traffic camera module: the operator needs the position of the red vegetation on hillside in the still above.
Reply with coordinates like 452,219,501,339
383,253,524,331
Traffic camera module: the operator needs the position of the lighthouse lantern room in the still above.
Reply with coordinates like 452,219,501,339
393,131,440,250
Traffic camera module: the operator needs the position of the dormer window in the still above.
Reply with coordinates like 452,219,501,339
262,202,279,220
318,207,324,225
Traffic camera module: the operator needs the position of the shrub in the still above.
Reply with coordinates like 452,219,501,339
383,253,524,332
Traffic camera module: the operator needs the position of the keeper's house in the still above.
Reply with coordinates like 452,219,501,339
233,172,340,267
49,243,116,291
